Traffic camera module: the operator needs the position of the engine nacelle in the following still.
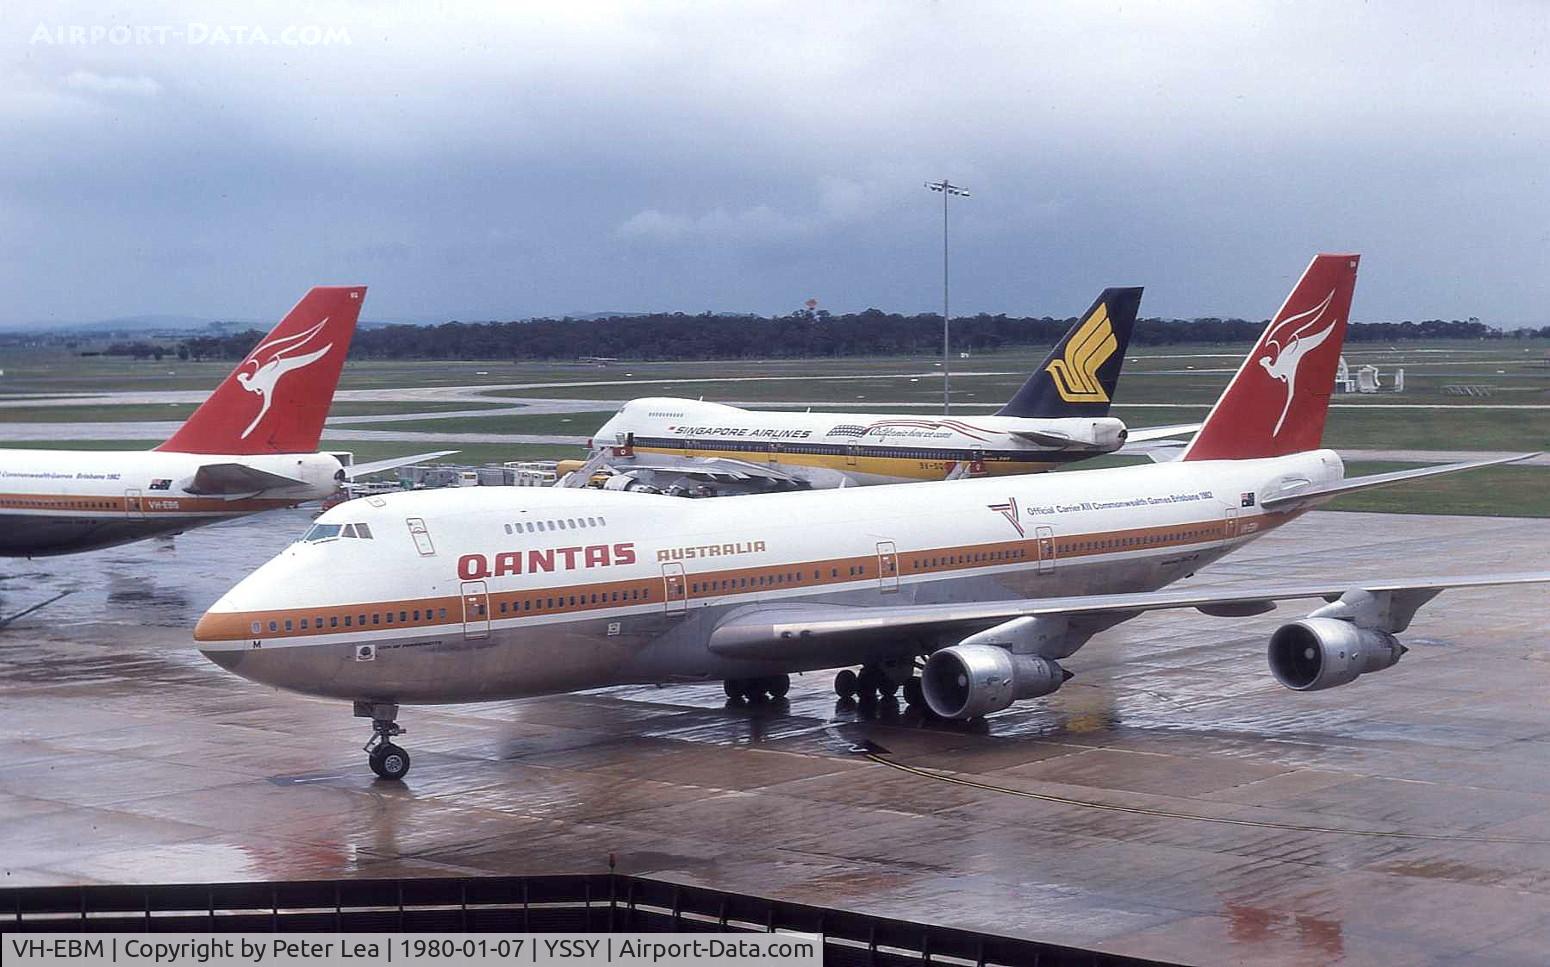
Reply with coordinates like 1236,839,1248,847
1267,617,1407,692
921,645,1069,720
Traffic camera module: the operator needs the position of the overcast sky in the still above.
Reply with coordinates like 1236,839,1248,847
2,1,1547,327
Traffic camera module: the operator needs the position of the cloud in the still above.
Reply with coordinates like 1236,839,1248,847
0,0,1547,323
63,70,162,97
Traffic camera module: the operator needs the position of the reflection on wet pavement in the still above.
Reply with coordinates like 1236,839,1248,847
2,510,1549,966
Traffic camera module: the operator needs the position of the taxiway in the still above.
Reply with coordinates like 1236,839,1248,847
2,510,1549,966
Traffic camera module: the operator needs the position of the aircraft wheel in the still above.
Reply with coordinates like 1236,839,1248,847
878,679,899,699
833,669,859,699
765,674,791,699
856,666,884,698
369,742,411,781
903,676,924,708
724,679,744,701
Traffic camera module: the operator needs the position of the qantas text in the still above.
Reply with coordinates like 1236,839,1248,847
458,542,637,580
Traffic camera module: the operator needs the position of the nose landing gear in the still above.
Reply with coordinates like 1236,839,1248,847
355,701,411,781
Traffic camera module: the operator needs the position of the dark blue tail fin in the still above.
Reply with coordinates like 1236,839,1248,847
995,287,1142,418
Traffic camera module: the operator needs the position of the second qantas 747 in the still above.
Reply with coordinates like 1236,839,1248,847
195,254,1546,781
0,286,451,557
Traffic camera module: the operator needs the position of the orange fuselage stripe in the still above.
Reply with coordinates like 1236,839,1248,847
197,512,1279,642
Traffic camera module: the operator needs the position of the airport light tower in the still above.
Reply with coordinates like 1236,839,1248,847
924,178,970,414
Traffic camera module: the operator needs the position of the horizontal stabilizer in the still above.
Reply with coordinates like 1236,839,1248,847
1124,423,1202,443
1009,429,1107,450
1260,453,1538,510
186,463,310,496
342,451,459,480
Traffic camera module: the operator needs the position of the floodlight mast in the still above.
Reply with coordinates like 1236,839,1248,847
924,179,970,414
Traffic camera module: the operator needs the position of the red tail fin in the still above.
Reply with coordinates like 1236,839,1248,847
157,286,365,455
1181,254,1359,461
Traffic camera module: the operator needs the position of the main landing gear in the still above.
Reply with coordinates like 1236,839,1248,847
723,674,791,703
835,660,925,708
356,701,411,781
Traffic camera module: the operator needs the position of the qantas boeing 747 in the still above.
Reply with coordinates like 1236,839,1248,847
195,255,1545,780
0,286,449,557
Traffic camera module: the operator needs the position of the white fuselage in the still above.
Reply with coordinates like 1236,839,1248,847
196,450,1343,702
590,398,1128,485
0,448,343,556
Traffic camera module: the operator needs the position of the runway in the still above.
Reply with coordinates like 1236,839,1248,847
2,510,1550,966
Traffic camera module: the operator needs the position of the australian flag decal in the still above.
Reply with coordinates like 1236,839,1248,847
1240,492,1256,507
150,479,173,491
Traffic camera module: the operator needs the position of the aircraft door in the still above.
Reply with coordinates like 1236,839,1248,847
124,488,144,519
846,444,860,467
1035,525,1056,575
460,580,490,640
1224,506,1240,540
662,563,687,614
876,541,899,592
765,442,779,465
406,517,436,556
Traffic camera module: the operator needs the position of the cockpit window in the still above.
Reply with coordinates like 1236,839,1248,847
304,522,374,542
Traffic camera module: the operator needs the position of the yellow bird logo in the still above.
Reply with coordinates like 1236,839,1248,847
1045,302,1118,403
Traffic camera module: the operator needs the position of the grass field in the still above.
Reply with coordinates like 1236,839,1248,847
2,339,1545,517
8,438,578,467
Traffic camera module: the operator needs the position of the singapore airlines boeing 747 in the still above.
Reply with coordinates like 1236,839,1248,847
195,255,1545,780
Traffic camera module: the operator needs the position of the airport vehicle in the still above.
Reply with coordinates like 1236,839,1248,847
0,286,450,556
195,255,1545,781
575,288,1197,492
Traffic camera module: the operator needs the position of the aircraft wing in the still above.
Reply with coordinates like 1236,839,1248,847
1124,423,1202,443
341,451,459,480
706,572,1550,661
185,463,312,496
610,456,803,483
1260,453,1537,511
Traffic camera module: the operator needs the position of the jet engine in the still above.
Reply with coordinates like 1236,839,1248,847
1267,617,1407,691
921,645,1069,720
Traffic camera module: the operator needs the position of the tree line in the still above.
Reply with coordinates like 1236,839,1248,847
169,310,1548,362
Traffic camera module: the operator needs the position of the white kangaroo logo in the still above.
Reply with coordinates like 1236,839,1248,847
235,318,335,439
1257,290,1338,436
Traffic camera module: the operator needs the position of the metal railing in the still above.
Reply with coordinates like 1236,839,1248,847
0,874,1175,967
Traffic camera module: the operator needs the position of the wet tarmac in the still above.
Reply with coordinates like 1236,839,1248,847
3,510,1550,966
